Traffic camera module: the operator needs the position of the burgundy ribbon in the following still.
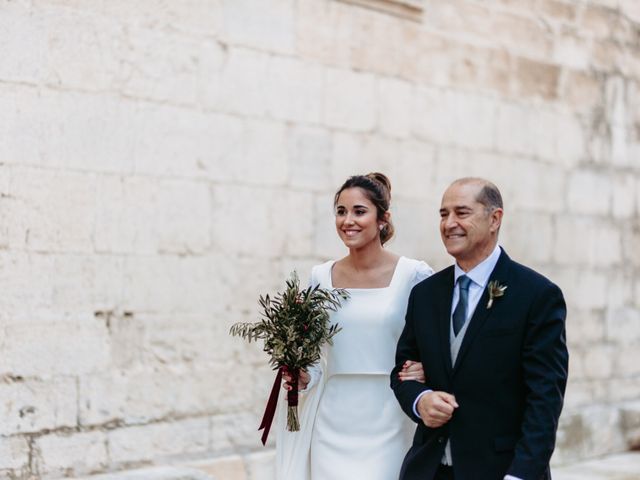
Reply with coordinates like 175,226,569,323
259,367,283,445
258,366,298,445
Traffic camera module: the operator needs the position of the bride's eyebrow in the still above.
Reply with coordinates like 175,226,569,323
336,204,369,209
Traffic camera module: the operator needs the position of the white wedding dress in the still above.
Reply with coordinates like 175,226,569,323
276,257,433,480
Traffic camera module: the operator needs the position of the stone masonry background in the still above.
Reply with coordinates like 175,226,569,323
0,0,639,478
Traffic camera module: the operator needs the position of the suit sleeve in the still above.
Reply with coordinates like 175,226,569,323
508,282,569,479
391,285,431,424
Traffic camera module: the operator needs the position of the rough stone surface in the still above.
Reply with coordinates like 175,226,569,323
0,0,638,478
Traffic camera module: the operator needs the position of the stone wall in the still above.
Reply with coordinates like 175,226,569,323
0,0,638,478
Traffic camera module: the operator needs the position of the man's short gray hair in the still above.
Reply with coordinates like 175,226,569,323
452,177,503,211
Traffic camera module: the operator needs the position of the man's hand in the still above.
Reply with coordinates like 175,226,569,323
417,391,459,428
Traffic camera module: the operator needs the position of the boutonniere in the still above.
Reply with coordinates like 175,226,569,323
486,280,507,309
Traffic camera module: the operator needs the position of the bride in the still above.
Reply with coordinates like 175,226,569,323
276,173,433,480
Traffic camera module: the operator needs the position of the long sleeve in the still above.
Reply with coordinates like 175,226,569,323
390,286,431,424
507,282,568,479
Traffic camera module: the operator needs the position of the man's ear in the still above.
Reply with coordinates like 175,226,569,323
490,208,503,233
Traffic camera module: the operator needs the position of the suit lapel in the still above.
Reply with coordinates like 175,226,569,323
452,250,512,374
437,267,455,376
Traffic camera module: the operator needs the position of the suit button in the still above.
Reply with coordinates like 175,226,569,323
437,437,445,444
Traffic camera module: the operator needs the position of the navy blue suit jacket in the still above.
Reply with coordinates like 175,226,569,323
391,249,568,480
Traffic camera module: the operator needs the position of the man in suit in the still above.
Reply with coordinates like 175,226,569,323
391,178,568,480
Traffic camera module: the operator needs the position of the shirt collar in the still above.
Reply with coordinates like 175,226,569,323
454,244,502,289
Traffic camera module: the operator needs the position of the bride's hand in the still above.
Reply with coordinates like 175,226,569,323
398,360,426,383
282,367,311,391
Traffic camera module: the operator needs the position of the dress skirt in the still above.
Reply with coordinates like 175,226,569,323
310,374,414,480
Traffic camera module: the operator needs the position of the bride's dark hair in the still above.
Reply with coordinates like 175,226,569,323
334,172,395,245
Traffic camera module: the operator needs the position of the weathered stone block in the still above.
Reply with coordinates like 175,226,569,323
108,418,210,465
581,344,616,380
79,368,239,427
562,378,601,411
0,251,122,316
609,377,640,404
312,192,346,261
561,70,603,114
120,30,225,107
44,91,137,173
121,254,231,314
391,196,441,265
502,212,554,264
537,0,577,23
244,450,275,480
412,31,452,87
330,133,397,187
43,8,125,92
6,168,95,253
393,140,438,200
35,430,108,477
555,113,586,167
323,67,376,132
98,0,222,36
495,102,555,159
0,2,46,84
74,466,213,480
614,344,640,377
265,56,323,124
621,401,640,449
241,119,289,186
424,1,494,39
554,217,621,267
565,309,605,347
580,5,633,43
552,34,589,70
133,107,242,181
490,12,553,60
0,318,110,377
377,77,413,139
507,159,565,213
287,126,333,191
611,173,637,219
621,225,640,268
295,0,352,69
0,435,29,470
515,57,560,100
95,176,211,255
211,185,312,257
606,268,635,308
551,267,608,310
567,169,612,215
0,377,77,436
349,10,409,78
49,253,123,314
189,455,247,480
203,47,269,117
221,0,295,55
210,412,264,453
413,88,495,150
555,405,626,464
605,307,640,345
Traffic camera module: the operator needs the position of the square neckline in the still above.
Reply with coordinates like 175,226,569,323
328,256,405,291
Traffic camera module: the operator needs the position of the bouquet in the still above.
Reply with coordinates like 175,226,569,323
230,272,348,445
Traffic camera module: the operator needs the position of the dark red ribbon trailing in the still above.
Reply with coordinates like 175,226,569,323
259,367,283,445
258,366,298,445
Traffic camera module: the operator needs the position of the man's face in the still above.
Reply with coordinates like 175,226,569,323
439,182,501,268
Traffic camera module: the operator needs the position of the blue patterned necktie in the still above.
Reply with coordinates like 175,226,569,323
453,275,472,336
